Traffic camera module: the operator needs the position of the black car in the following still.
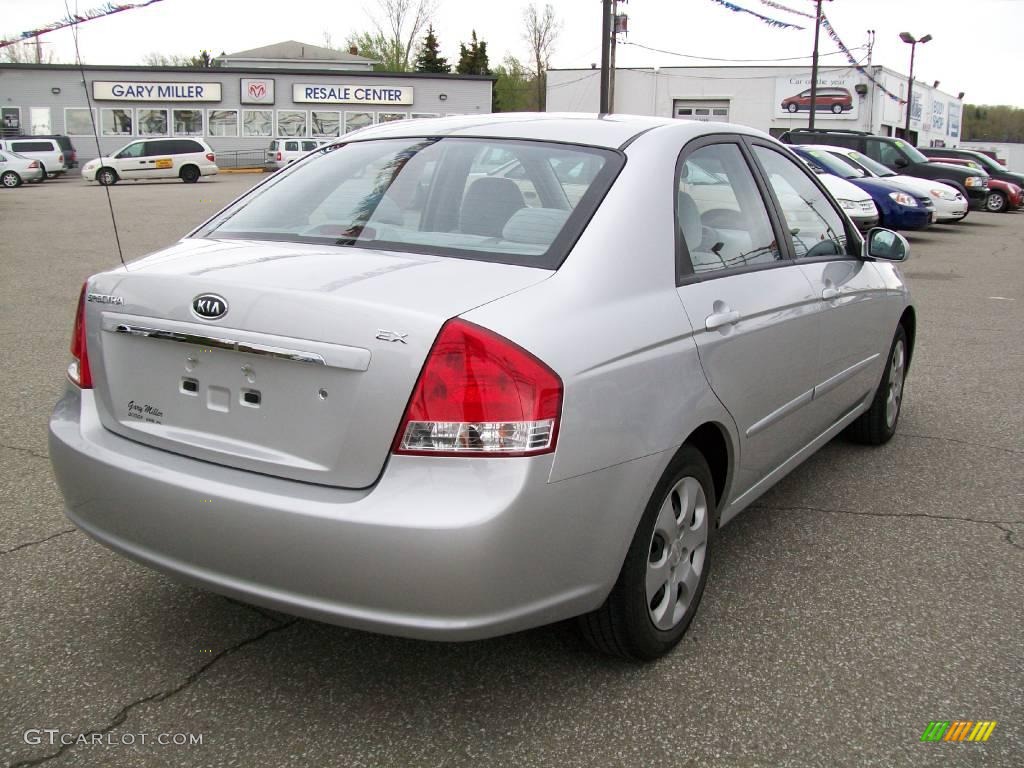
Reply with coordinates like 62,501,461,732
9,134,78,169
780,129,990,210
919,147,1024,188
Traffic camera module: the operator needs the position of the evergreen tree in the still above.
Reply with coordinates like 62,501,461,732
414,25,450,73
456,30,491,76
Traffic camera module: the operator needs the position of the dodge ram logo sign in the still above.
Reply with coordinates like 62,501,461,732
248,82,266,99
192,293,228,320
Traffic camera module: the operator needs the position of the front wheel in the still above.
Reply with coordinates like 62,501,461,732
579,446,714,661
96,167,118,186
180,165,200,183
787,103,799,113
832,103,843,114
985,191,1008,213
845,325,908,445
1,171,22,188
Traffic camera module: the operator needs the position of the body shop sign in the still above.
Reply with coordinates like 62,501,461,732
293,84,413,105
93,81,222,102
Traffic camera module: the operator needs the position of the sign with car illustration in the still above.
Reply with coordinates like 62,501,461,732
775,76,858,120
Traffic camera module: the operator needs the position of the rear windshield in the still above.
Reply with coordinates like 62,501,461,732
840,149,895,177
803,149,862,179
202,137,622,268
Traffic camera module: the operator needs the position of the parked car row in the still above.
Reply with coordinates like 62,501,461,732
780,129,1022,227
0,136,74,181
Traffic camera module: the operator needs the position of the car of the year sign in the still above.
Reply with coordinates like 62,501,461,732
49,114,916,661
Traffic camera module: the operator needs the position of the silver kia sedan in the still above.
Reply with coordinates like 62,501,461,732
49,114,915,660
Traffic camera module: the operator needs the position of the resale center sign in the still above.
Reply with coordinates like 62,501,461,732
292,84,414,105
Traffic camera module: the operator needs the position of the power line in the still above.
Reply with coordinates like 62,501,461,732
621,39,868,63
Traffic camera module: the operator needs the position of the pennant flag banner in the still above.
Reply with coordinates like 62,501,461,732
0,1,164,50
820,13,906,103
758,0,816,19
708,0,806,30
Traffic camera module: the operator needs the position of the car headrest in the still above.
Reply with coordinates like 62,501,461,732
461,177,526,237
677,192,702,249
501,208,570,245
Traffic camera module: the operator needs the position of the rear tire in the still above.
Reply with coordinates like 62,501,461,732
180,165,200,183
985,191,1008,213
1,171,22,188
579,446,714,661
832,104,843,114
96,167,118,186
845,325,908,445
787,103,799,113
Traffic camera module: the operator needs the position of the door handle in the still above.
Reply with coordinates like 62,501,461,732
821,286,841,300
705,309,741,331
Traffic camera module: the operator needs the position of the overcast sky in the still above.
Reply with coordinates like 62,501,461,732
4,0,1022,106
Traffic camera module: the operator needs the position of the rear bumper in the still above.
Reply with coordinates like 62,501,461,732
49,386,661,640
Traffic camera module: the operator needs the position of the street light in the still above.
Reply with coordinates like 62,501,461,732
899,32,932,137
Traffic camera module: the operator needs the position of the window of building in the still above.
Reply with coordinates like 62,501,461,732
411,113,440,119
277,110,307,137
344,112,373,133
208,109,239,137
101,108,133,136
311,111,340,138
673,100,730,122
242,110,272,137
137,109,168,136
30,107,52,135
1,107,21,137
64,108,95,136
377,112,408,124
173,109,203,136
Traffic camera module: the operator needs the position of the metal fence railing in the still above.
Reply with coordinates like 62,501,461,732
215,149,267,169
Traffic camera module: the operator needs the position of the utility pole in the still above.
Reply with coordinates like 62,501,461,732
609,2,617,113
599,0,612,113
900,32,931,139
807,0,826,129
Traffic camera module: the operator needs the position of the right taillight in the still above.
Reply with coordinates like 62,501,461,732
393,319,562,457
68,284,92,388
276,151,282,161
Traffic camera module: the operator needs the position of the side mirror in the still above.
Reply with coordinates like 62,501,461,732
894,156,909,168
865,227,909,262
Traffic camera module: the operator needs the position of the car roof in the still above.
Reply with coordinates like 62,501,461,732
337,112,772,150
797,144,860,156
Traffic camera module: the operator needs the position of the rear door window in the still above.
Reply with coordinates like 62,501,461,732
301,140,318,151
11,141,53,153
676,142,780,276
285,141,300,152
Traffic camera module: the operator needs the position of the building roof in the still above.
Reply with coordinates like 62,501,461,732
220,40,377,65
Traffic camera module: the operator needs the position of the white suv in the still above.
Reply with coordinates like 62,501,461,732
82,138,218,185
266,138,327,170
0,138,65,180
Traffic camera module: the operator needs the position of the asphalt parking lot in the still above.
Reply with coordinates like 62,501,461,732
1,173,1021,767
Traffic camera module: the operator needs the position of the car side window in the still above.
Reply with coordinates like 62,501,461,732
677,143,781,277
752,146,849,259
285,141,299,152
116,142,145,159
865,139,904,169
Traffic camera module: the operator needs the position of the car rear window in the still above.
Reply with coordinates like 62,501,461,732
202,137,623,269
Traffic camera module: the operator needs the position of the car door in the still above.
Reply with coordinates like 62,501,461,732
113,141,149,178
748,141,891,432
674,137,825,498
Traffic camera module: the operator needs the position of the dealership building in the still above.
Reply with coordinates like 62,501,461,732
0,41,494,164
547,64,964,148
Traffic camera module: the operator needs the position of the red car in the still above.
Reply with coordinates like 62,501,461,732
928,156,1023,212
781,87,854,114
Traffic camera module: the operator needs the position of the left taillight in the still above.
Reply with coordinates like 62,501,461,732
68,284,92,388
206,152,216,162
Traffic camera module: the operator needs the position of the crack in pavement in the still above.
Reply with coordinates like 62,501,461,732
0,441,49,461
897,432,1022,455
0,528,76,556
750,504,1023,552
8,617,300,768
222,596,290,624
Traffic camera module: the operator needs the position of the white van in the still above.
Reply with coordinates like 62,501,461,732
0,138,65,180
81,137,218,185
266,138,327,171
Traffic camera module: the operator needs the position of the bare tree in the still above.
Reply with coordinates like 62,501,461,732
368,0,437,72
522,3,560,111
2,37,56,64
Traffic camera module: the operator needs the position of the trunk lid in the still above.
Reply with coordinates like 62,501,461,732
86,238,551,488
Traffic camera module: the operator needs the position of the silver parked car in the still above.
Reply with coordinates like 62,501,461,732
49,114,915,660
0,149,45,187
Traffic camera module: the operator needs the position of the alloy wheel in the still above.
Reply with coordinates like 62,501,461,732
646,476,708,631
885,339,906,429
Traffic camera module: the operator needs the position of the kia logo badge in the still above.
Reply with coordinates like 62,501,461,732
192,293,228,320
248,82,266,99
